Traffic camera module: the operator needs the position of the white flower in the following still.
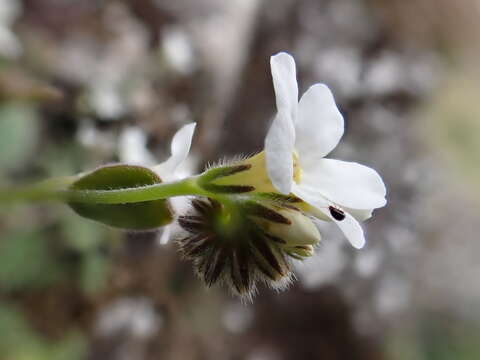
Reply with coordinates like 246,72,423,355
153,123,196,244
265,52,387,249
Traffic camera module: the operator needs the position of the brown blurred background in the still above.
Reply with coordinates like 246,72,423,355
1,0,480,359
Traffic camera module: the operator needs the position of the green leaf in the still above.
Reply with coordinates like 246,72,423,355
68,164,173,230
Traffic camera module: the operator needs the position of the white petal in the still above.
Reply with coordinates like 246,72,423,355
301,158,387,210
292,184,366,249
295,84,344,166
264,53,298,194
345,208,373,222
158,196,191,245
270,52,298,120
154,123,196,179
265,111,295,194
333,211,366,249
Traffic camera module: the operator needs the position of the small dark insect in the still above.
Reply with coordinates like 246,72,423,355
329,206,346,221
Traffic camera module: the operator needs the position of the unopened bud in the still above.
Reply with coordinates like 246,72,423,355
176,196,321,299
248,203,321,248
286,245,314,259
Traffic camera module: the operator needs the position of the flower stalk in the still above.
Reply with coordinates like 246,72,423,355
0,164,255,206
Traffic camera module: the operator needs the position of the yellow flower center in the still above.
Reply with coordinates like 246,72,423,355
292,151,302,184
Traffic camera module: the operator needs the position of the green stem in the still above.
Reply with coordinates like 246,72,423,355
0,176,77,203
64,177,209,204
0,164,251,206
0,176,212,205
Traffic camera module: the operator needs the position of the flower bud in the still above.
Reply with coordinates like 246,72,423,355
249,204,321,248
176,196,320,299
286,245,314,259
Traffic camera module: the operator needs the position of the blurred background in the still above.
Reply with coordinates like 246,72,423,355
1,0,480,359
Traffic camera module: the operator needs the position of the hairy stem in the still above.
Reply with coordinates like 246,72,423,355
0,176,212,205
0,176,77,203
0,164,249,207
64,177,208,204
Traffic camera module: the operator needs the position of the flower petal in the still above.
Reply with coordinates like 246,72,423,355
270,52,298,121
301,158,387,210
265,111,295,194
158,196,191,244
299,202,373,223
292,184,366,249
295,84,344,165
265,52,298,194
154,123,196,179
344,208,373,222
333,211,366,249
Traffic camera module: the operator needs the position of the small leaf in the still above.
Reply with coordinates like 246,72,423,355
68,164,173,230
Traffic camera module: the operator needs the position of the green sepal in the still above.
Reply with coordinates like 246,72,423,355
285,245,314,259
68,164,173,230
198,164,252,185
